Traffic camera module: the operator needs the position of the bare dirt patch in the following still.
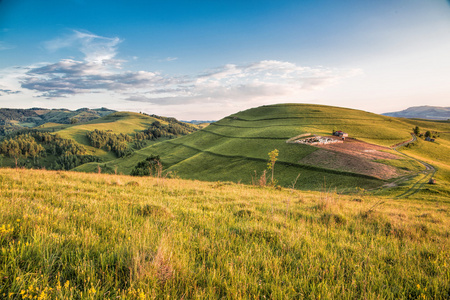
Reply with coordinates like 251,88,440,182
299,138,404,180
318,137,399,160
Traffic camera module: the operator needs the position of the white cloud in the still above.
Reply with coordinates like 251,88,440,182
44,30,122,64
19,57,359,103
127,60,360,105
160,57,178,62
10,31,360,109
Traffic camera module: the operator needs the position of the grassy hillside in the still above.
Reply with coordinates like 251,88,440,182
1,168,449,299
85,104,450,191
50,112,161,142
47,112,166,159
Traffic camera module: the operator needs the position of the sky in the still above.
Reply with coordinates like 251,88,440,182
0,0,450,120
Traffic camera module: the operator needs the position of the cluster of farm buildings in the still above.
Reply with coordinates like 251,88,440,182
289,130,349,146
293,136,342,145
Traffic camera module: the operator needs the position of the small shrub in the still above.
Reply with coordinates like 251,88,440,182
320,212,347,225
251,170,267,187
136,204,173,219
234,209,253,218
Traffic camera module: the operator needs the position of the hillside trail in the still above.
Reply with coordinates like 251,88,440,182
377,133,436,198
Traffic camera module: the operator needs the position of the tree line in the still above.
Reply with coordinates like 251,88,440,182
134,120,197,142
413,126,439,139
0,134,44,167
86,129,133,157
87,120,196,156
0,131,99,170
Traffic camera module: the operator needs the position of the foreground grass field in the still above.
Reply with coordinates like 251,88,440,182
1,168,449,299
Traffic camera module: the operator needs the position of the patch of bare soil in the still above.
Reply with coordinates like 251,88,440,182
299,138,404,180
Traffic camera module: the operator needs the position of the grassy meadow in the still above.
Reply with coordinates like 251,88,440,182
1,168,449,299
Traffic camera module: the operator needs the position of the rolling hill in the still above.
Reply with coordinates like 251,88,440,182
0,107,116,137
0,111,198,171
75,104,450,193
0,107,115,127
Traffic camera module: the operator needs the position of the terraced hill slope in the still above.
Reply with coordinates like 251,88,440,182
76,104,450,191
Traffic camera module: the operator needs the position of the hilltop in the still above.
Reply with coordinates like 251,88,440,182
383,106,450,120
81,103,450,194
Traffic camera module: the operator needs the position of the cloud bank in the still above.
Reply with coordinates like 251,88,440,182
17,30,361,105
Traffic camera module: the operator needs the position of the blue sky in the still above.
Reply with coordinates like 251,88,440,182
1,0,449,119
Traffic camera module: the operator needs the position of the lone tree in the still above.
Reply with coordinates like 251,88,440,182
267,149,279,185
425,131,431,138
413,126,420,135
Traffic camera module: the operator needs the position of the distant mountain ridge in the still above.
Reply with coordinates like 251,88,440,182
182,120,216,125
0,107,115,126
383,106,450,120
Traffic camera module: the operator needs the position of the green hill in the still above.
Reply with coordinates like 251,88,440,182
76,104,450,192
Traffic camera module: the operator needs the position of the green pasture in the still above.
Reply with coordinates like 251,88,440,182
0,168,449,299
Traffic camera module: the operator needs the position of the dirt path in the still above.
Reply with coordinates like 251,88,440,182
377,134,436,198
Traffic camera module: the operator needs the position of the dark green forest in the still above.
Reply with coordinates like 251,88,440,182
0,131,99,170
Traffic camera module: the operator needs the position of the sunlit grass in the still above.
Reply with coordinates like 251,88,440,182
1,168,449,299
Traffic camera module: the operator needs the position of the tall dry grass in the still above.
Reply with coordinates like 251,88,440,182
0,168,449,299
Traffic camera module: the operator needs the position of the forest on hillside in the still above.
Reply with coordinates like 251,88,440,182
0,119,197,170
0,131,99,170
